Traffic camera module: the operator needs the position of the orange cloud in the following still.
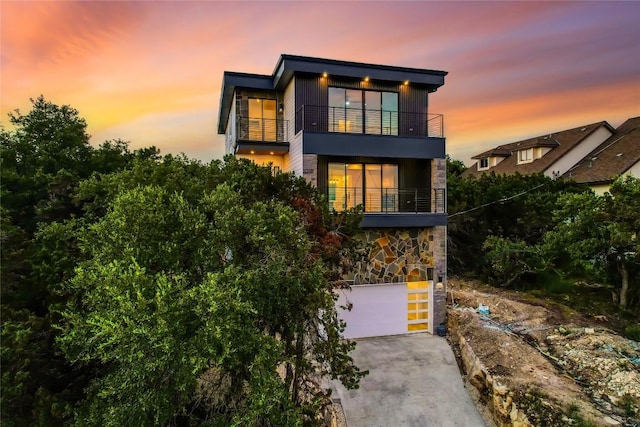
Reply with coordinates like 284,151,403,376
1,1,638,164
444,78,639,164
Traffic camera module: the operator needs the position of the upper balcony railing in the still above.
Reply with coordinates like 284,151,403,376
236,117,289,143
296,105,443,138
322,187,446,214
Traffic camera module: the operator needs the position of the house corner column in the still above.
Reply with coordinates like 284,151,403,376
303,154,318,186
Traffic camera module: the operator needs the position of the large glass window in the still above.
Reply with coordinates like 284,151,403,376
328,162,398,212
381,92,399,135
248,98,276,141
328,163,362,211
365,92,381,134
329,88,397,135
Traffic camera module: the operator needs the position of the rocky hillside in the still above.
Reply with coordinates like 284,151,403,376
447,279,639,427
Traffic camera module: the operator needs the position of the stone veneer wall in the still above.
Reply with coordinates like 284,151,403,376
302,154,318,186
349,225,447,328
430,225,447,327
352,228,434,285
430,158,448,327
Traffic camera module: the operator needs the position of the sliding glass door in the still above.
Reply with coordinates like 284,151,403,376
329,88,398,135
328,163,363,211
328,162,398,212
248,98,277,141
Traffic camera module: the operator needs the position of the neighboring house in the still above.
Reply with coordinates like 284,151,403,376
563,117,640,195
217,54,448,338
462,121,615,179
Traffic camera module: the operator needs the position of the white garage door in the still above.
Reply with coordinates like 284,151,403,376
337,281,433,339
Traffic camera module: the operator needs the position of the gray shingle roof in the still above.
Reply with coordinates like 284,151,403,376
563,117,640,184
462,121,614,178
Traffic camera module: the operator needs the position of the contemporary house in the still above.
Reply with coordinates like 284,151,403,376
217,54,448,338
563,116,640,194
462,121,616,179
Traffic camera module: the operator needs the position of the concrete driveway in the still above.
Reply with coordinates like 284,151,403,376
330,334,486,427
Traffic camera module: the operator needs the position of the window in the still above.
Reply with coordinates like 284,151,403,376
517,148,533,164
478,158,489,170
248,98,276,141
328,88,398,135
328,162,398,212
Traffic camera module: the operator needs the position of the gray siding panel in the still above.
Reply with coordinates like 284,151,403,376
303,132,445,159
296,74,328,132
361,213,447,228
400,85,428,136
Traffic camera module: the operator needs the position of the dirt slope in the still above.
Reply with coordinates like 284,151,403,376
447,279,639,427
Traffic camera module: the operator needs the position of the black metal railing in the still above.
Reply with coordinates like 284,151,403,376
296,105,443,138
322,187,446,213
236,117,289,143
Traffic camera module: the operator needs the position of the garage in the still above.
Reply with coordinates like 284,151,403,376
336,281,433,339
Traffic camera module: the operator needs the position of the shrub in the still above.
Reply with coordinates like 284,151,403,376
624,324,640,342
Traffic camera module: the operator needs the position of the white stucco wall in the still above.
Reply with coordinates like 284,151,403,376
224,94,237,154
336,283,409,339
591,184,611,196
283,77,297,174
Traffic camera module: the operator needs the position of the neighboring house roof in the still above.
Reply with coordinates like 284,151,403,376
218,54,448,134
471,147,511,159
563,116,640,185
462,121,614,178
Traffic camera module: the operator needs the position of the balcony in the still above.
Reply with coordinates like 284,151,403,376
296,105,443,138
296,106,445,159
234,117,289,155
322,186,447,228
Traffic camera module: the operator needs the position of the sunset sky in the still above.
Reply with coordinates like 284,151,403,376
2,1,639,165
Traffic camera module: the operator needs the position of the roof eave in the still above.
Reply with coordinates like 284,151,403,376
273,54,447,90
218,54,449,133
217,72,274,134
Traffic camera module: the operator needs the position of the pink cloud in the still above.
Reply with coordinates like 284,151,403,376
1,1,638,164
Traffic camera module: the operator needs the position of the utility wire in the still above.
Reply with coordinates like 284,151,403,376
448,182,548,218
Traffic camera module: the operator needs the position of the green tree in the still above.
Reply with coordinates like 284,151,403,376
483,236,546,288
447,169,585,276
544,176,640,309
446,154,466,178
1,97,156,425
1,97,365,425
57,158,365,425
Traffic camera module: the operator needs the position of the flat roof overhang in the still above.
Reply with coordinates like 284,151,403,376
217,54,448,134
235,141,289,155
361,213,447,228
302,132,446,159
272,55,446,91
218,73,272,134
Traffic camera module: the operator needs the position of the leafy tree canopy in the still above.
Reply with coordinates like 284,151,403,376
3,97,365,425
58,159,365,426
543,176,640,308
447,169,586,275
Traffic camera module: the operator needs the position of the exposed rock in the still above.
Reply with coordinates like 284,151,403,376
447,280,639,426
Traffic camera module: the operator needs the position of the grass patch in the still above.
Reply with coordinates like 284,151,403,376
567,403,598,427
534,271,574,295
625,325,640,342
520,390,599,427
